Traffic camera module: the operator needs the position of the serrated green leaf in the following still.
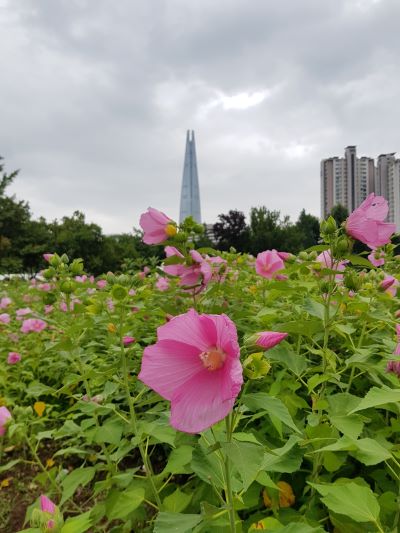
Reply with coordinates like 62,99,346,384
163,488,192,513
61,467,96,505
222,441,264,490
61,511,92,533
350,387,400,413
105,487,145,520
154,512,202,533
310,482,380,523
243,393,301,434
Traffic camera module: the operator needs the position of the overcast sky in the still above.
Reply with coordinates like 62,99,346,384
1,0,399,234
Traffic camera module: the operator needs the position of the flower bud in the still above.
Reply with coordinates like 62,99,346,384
112,285,128,301
60,280,75,294
43,268,56,280
49,254,61,268
320,216,337,236
60,254,69,264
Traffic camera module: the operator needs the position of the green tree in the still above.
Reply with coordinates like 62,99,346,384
213,210,250,251
330,204,349,225
296,209,320,249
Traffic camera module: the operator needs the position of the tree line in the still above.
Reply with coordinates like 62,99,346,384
0,158,349,275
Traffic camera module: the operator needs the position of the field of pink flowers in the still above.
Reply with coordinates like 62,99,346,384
1,194,400,533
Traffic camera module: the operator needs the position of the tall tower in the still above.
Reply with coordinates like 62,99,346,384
179,130,201,224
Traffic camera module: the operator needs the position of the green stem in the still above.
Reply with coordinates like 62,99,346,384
224,415,236,533
119,310,162,509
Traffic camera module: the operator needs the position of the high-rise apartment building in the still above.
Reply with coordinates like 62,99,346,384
321,146,399,230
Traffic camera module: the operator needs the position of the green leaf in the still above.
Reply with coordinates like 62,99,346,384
93,419,123,445
310,482,380,523
163,488,192,513
61,511,93,533
267,345,307,376
303,298,325,320
154,512,202,533
276,524,325,533
0,459,20,474
222,441,264,490
345,254,373,268
243,393,301,434
330,415,364,440
164,445,194,474
262,435,303,473
191,443,224,489
350,387,400,413
351,438,392,466
61,467,96,505
105,487,145,520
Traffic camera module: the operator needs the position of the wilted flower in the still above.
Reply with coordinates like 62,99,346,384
7,352,21,364
140,207,177,245
255,250,285,279
346,193,395,249
0,406,11,436
21,318,47,333
139,309,243,433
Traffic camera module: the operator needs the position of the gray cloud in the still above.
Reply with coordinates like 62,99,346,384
1,0,399,233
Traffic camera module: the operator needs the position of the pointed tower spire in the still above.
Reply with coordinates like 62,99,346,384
179,130,201,224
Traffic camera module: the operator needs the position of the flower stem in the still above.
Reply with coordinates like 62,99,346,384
119,310,162,509
224,414,236,533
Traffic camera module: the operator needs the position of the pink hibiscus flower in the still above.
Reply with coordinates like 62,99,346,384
346,193,395,249
7,352,21,364
140,207,176,245
368,250,385,267
156,276,170,291
0,406,11,436
164,248,212,292
21,318,47,333
0,297,12,309
255,250,285,279
0,313,10,324
139,309,243,433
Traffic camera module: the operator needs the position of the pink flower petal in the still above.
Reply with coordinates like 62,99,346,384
139,340,203,400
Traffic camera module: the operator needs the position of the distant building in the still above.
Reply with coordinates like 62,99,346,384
179,130,201,224
321,146,399,230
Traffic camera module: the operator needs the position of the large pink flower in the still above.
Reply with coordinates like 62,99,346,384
0,406,11,436
316,250,347,281
139,309,243,433
255,250,285,279
346,193,395,249
0,297,11,309
140,207,176,245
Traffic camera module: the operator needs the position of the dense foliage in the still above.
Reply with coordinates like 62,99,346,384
0,203,400,532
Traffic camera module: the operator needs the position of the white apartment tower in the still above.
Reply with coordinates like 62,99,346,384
320,146,399,230
321,146,374,218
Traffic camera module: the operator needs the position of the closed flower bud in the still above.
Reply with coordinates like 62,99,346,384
334,235,352,256
111,284,128,301
60,280,75,294
43,268,56,280
70,260,84,275
49,254,62,268
60,254,69,264
320,216,337,236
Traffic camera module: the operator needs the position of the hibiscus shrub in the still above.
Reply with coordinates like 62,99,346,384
0,197,400,533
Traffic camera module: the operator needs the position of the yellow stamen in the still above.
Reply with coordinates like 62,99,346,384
165,223,177,237
199,348,226,371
